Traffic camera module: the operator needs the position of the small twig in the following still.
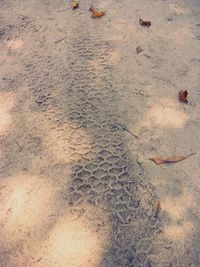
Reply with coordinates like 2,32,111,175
122,127,138,139
111,123,138,139
57,7,71,12
154,200,160,218
54,35,68,44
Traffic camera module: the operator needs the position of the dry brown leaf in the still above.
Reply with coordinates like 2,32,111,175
179,89,188,103
92,11,105,18
139,18,151,27
149,152,196,165
71,0,79,10
89,5,105,18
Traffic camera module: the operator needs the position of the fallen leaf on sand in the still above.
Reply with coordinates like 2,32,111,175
89,5,105,18
149,152,196,165
71,0,79,10
139,19,151,27
179,89,188,103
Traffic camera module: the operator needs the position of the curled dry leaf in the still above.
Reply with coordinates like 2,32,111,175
149,152,196,165
139,18,151,27
71,0,79,10
89,5,105,18
179,89,188,103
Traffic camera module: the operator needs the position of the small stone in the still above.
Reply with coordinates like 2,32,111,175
136,46,143,53
166,16,173,21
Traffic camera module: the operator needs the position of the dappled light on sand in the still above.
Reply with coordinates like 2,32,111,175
0,175,56,241
168,26,194,44
36,207,109,267
89,50,120,71
139,99,189,129
0,92,15,135
161,189,195,221
7,39,24,50
0,175,109,267
44,124,92,163
40,109,93,164
164,221,193,242
169,4,191,15
161,189,195,243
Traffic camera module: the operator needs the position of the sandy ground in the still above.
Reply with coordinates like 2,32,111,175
1,0,200,266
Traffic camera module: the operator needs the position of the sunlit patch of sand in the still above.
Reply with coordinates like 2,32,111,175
105,19,136,41
108,34,126,42
0,175,56,242
14,107,93,166
7,39,24,50
161,189,195,221
89,50,120,71
33,204,109,267
0,177,109,267
109,50,121,63
40,219,104,266
40,109,93,164
157,189,195,253
112,20,137,33
139,98,189,129
0,92,15,135
44,126,92,163
89,57,108,72
0,55,7,63
95,0,110,9
168,26,194,44
164,221,193,242
169,4,191,15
